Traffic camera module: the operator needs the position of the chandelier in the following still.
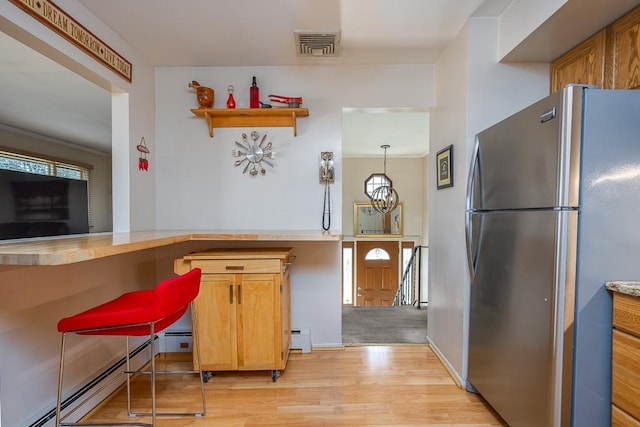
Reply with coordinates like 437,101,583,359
365,144,399,214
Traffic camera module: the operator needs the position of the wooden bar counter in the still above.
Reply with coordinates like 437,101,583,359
0,230,342,426
0,230,341,265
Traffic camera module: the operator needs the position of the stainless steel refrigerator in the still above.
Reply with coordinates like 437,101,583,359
465,85,640,427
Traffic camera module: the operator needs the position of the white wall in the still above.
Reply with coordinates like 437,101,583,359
155,65,433,231
429,22,470,383
498,0,567,59
428,16,549,384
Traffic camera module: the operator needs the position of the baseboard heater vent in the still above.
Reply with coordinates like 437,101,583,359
163,330,192,352
29,337,155,427
290,328,311,353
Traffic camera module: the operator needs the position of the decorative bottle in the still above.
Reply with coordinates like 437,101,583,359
250,76,259,108
226,84,236,109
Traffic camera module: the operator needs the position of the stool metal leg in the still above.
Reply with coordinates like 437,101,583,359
127,306,206,419
56,332,66,427
126,336,132,416
57,331,152,427
150,323,156,426
192,301,206,416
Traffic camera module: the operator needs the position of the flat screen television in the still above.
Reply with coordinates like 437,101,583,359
0,169,89,240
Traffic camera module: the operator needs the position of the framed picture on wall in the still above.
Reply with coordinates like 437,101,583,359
436,144,453,190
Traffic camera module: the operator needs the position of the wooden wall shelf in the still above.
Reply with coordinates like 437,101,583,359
191,107,309,137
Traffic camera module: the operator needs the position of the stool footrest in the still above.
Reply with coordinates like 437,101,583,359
129,411,206,417
61,422,151,426
124,369,200,375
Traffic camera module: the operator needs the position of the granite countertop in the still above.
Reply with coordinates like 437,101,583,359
606,281,640,297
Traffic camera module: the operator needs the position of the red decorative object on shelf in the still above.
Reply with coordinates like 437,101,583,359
250,76,259,108
226,84,236,109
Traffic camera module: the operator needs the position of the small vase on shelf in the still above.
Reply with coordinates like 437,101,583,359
226,85,236,109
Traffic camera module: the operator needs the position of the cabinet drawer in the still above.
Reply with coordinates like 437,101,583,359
613,404,640,427
613,293,640,336
613,329,640,420
191,258,281,274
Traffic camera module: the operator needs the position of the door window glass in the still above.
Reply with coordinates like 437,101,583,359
364,248,390,260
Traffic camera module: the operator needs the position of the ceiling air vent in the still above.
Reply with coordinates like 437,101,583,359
294,31,341,57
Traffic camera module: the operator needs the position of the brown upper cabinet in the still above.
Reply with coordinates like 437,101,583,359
551,5,640,92
550,30,606,92
608,6,640,89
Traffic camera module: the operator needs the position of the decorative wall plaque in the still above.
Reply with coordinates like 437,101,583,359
9,0,132,82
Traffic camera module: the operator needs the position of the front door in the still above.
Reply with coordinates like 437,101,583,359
355,240,399,306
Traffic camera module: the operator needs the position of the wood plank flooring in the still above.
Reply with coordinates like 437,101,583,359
84,345,507,426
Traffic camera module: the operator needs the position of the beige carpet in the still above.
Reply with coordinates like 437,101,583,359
342,305,428,344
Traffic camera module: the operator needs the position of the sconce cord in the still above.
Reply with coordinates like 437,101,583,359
322,180,331,231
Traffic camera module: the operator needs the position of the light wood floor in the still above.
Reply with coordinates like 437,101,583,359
85,345,507,426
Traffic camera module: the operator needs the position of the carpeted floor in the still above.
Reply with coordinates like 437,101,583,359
342,305,428,344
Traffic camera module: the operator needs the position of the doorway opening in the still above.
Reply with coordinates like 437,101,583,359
342,240,426,344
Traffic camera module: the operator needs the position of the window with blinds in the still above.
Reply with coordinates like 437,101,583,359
0,150,92,228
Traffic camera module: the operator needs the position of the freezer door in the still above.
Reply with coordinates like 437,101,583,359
469,87,582,211
468,209,576,427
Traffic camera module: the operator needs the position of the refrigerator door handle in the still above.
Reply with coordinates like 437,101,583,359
465,212,484,284
465,140,480,282
466,138,480,213
465,212,475,282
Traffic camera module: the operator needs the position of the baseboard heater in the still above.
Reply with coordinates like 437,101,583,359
290,328,311,353
29,337,155,427
164,331,191,336
163,330,192,352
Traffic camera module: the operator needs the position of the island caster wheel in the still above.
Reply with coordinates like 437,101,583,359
271,370,279,382
202,371,212,383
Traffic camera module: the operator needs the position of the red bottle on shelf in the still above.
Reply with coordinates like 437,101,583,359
226,84,236,109
250,76,259,108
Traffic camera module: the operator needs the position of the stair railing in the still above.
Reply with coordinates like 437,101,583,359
393,245,427,307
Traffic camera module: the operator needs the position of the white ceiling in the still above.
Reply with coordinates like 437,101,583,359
78,0,503,67
342,108,430,158
0,0,516,157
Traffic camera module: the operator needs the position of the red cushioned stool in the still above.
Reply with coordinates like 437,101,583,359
55,268,205,427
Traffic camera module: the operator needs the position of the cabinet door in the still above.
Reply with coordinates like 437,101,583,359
280,268,291,369
613,405,640,427
194,274,238,370
550,29,606,93
608,6,640,89
236,273,279,370
613,329,640,421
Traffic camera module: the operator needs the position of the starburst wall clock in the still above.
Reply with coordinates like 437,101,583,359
231,131,275,176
